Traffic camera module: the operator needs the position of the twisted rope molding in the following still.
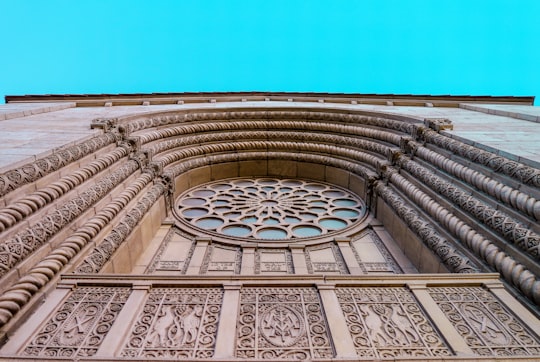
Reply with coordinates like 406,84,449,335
0,160,140,278
406,140,540,221
154,141,387,172
121,110,416,135
0,171,154,327
382,166,540,305
396,157,540,260
0,147,129,232
421,128,540,187
147,131,394,161
0,133,118,197
136,120,403,146
373,181,478,274
75,181,168,273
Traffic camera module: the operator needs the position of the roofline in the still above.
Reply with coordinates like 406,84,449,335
4,91,535,107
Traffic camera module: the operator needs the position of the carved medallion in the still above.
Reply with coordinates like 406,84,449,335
259,305,304,347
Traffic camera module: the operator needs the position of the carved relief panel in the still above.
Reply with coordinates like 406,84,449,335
336,287,451,358
200,243,242,274
22,287,130,358
351,230,401,273
121,287,223,359
255,248,293,274
236,287,333,359
305,243,348,274
429,287,540,356
146,228,195,274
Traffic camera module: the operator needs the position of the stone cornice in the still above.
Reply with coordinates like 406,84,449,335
5,91,535,107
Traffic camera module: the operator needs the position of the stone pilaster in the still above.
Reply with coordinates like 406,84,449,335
186,237,211,275
214,283,241,358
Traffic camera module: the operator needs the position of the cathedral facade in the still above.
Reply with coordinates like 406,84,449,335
0,92,539,361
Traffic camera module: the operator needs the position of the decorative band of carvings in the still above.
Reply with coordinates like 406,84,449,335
0,147,130,233
75,181,167,273
396,156,540,260
374,181,478,274
421,128,540,187
382,166,540,305
122,110,416,135
148,130,394,161
0,172,154,328
155,141,387,172
164,151,378,182
406,140,540,221
137,120,403,146
0,160,140,278
0,133,118,197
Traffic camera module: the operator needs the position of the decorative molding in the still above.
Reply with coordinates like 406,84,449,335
0,133,118,197
396,156,540,260
305,242,349,274
0,160,140,278
421,128,540,187
75,180,167,273
0,147,129,232
374,181,478,274
405,140,540,221
0,172,153,327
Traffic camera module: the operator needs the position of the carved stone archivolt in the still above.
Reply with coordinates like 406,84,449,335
336,287,451,358
0,133,118,198
236,287,333,359
22,287,130,358
122,288,223,359
429,287,540,356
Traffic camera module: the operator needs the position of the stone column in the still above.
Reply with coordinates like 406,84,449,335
408,282,474,356
96,282,150,357
317,283,357,358
335,237,362,274
289,244,308,274
186,237,211,275
214,283,241,358
0,283,73,355
240,245,256,275
483,280,540,337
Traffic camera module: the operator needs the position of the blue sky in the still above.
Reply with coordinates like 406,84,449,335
1,0,539,104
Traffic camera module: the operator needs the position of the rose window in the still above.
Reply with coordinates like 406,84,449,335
175,178,366,240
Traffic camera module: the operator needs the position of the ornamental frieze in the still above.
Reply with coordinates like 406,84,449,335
236,287,333,359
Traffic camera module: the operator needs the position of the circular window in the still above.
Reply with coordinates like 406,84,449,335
175,178,366,241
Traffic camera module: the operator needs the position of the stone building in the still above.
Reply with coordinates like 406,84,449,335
0,92,539,361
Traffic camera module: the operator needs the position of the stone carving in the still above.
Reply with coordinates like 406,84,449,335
22,287,130,358
0,147,129,233
236,287,333,359
255,249,293,274
0,172,155,328
420,128,540,187
0,133,118,197
122,288,222,359
122,110,415,136
146,228,195,274
0,160,140,278
429,287,540,356
75,181,167,273
350,229,402,273
336,287,451,358
381,163,540,306
374,181,478,273
200,243,242,274
305,243,348,274
396,156,540,259
405,140,540,221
